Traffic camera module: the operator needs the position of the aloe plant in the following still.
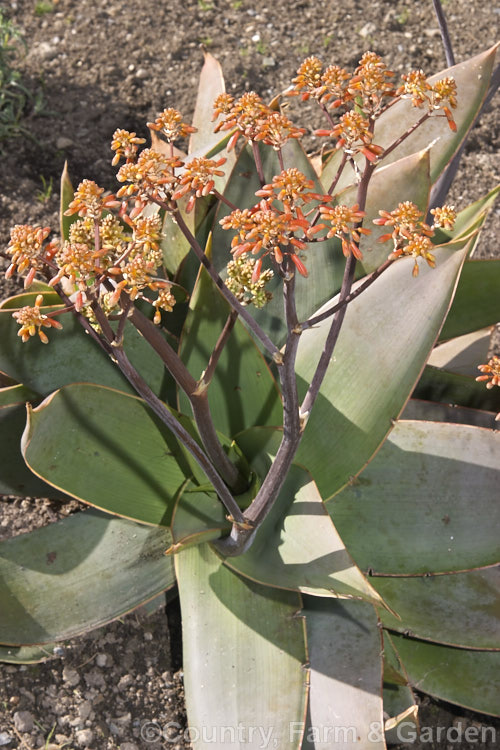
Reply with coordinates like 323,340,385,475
0,35,499,749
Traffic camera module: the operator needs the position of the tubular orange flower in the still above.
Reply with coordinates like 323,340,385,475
389,234,436,276
147,108,197,142
5,224,51,287
255,168,331,208
289,56,324,100
171,156,227,211
318,204,370,259
65,180,120,220
476,356,500,389
253,113,306,150
111,129,146,166
12,295,63,344
430,204,457,231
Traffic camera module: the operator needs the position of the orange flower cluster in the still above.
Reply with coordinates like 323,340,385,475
12,294,63,344
318,204,370,260
64,179,120,221
171,156,227,212
398,71,457,130
212,92,304,151
290,52,457,160
476,356,500,389
374,201,456,276
5,224,53,288
111,129,146,166
221,169,334,278
147,108,197,142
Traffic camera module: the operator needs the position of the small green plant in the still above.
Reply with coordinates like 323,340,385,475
396,7,410,25
0,7,499,748
36,175,53,203
197,0,214,10
0,9,31,147
255,39,268,55
34,1,55,16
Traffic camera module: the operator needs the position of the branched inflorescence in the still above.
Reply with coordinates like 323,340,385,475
6,48,490,556
4,51,458,378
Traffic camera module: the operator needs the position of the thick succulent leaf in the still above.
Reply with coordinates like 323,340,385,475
382,633,418,745
179,264,282,437
161,195,196,276
302,598,385,750
0,293,167,399
175,543,307,750
334,150,431,274
167,481,229,552
330,419,500,575
0,404,70,499
211,140,345,344
428,327,493,376
295,235,474,500
0,290,62,309
189,50,226,154
0,383,38,406
413,364,500,413
0,643,58,664
224,453,386,606
60,161,77,241
321,47,498,192
0,509,174,645
390,633,500,717
22,384,191,526
373,566,500,650
440,259,500,341
401,398,499,429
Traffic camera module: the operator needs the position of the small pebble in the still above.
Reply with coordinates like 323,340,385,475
13,710,34,733
75,728,94,747
62,666,80,686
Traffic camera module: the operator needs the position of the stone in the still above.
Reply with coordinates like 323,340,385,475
75,728,94,747
13,710,34,733
62,666,80,686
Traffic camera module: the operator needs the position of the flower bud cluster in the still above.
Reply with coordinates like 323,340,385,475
226,254,273,308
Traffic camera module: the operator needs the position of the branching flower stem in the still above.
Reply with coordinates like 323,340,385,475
300,161,375,418
251,140,266,186
111,346,245,524
201,309,239,388
300,257,394,331
127,304,244,490
85,297,246,522
214,261,303,555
